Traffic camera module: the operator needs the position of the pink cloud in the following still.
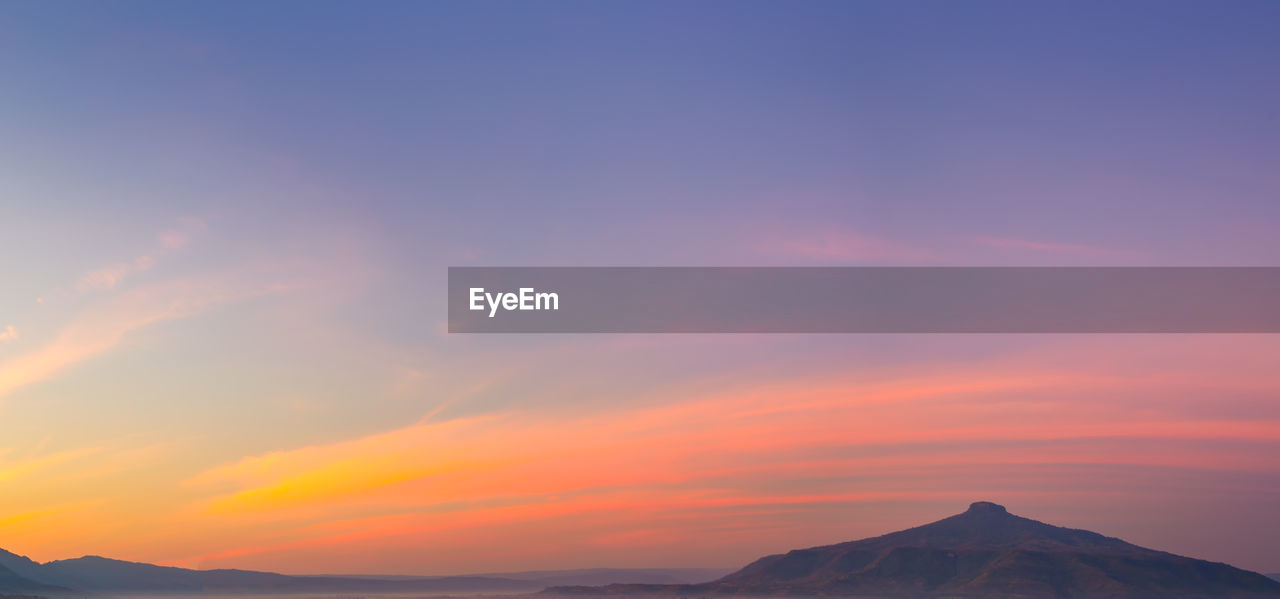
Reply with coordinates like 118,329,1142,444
159,231,191,249
75,256,156,292
169,348,1280,573
975,236,1120,258
758,228,935,263
1,268,299,402
67,219,204,295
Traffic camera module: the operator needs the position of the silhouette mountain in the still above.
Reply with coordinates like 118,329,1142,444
0,548,533,594
0,546,723,596
548,502,1280,598
0,562,66,595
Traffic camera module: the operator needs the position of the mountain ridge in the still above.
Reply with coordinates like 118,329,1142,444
4,503,1276,598
0,547,723,596
546,502,1280,598
0,562,67,596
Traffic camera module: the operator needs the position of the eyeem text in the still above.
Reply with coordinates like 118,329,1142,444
469,287,560,318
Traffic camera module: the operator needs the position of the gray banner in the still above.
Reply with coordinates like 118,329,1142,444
448,267,1280,333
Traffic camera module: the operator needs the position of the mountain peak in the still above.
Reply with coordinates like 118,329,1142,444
670,502,1280,598
965,500,1008,515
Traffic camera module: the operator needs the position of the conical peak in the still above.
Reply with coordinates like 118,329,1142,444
966,501,1008,515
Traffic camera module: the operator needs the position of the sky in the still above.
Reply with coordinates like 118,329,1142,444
1,0,1279,576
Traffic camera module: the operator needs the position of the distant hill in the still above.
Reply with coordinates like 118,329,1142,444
0,548,535,594
547,502,1280,598
0,546,724,596
0,562,66,596
0,552,43,586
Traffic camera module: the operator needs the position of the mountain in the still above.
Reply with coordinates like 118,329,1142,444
0,547,725,596
547,502,1280,598
0,549,534,594
0,562,67,595
0,551,44,585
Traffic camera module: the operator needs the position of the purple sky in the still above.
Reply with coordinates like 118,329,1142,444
1,0,1277,577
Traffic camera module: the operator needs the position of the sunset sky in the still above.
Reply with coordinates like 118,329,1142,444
2,0,1279,577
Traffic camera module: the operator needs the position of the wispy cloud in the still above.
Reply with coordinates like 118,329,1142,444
0,325,17,342
0,447,101,483
974,236,1121,258
174,351,1280,571
0,268,296,402
757,228,934,264
3,332,1276,574
75,256,157,292
61,218,205,296
159,230,191,250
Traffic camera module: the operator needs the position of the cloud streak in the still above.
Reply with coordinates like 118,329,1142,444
758,229,935,264
974,236,1121,258
0,268,297,402
57,218,206,296
174,351,1280,573
75,256,157,292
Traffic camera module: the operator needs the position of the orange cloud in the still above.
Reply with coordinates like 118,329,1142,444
173,356,1279,573
7,329,1278,574
0,447,101,483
